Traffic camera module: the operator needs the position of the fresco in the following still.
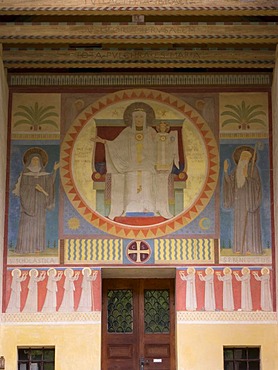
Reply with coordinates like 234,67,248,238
219,92,271,264
5,267,101,313
176,266,273,312
60,89,219,240
8,93,60,264
4,265,273,313
4,86,274,314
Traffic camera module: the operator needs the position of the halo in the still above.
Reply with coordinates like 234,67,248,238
74,99,85,111
223,267,232,275
23,147,48,167
47,268,57,276
241,267,250,275
233,145,256,164
29,269,39,277
11,268,21,277
205,267,214,275
82,267,92,276
123,102,155,127
64,268,74,277
261,267,269,275
187,267,195,274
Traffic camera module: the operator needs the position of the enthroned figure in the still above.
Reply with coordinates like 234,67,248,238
91,102,183,220
92,102,157,219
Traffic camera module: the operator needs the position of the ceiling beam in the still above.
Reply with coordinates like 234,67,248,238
2,49,275,69
0,0,277,17
0,24,277,45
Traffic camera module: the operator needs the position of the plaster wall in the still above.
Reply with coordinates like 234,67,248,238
1,321,277,369
1,323,101,370
177,323,278,370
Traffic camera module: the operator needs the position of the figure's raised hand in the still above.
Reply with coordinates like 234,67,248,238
224,159,229,173
53,161,60,171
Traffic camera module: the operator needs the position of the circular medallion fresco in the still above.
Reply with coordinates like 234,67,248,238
60,88,219,239
126,240,151,264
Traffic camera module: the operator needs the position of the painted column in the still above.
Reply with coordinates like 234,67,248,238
0,44,8,311
272,44,278,314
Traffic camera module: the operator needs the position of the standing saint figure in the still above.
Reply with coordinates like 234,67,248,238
252,267,273,311
77,268,98,312
198,267,216,312
22,269,46,313
13,147,59,254
155,121,180,219
41,268,63,313
234,267,253,311
223,145,262,254
179,267,197,311
92,102,157,220
6,269,27,313
58,268,80,312
216,267,234,311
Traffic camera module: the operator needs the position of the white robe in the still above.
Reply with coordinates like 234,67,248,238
41,274,61,313
183,273,197,311
235,273,253,311
199,274,216,311
105,126,156,219
217,274,234,311
6,273,26,313
58,276,77,312
254,273,273,311
77,272,97,312
23,274,45,313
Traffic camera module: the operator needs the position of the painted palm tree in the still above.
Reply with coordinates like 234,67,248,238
13,102,59,131
221,100,266,130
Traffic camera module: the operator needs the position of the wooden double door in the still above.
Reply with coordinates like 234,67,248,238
102,279,175,370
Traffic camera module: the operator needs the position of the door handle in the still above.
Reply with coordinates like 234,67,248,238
140,357,149,369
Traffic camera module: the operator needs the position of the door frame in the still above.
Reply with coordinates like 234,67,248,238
101,271,176,370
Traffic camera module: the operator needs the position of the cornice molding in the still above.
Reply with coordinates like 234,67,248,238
8,73,272,87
